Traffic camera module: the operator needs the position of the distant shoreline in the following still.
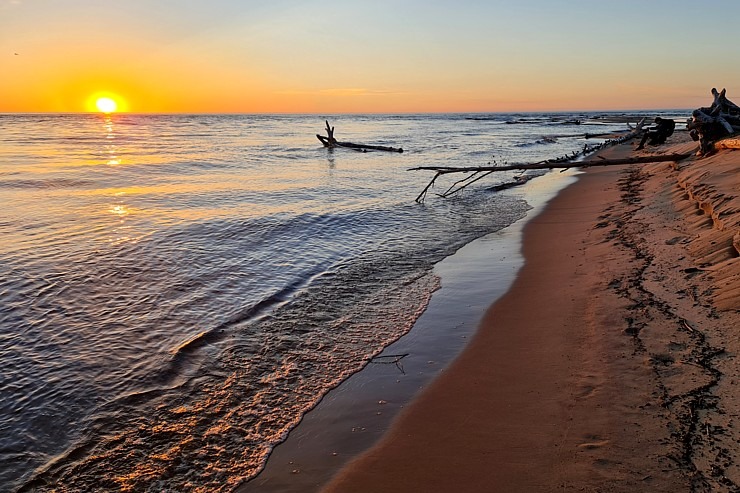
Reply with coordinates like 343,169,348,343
0,109,693,117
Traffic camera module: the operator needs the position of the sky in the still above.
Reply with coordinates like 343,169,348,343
2,0,740,113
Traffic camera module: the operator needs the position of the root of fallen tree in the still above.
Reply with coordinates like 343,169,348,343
688,88,740,155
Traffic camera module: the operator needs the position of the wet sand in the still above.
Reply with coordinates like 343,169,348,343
323,134,740,492
239,171,581,492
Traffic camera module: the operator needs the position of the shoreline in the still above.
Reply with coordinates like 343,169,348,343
322,134,740,492
239,169,581,491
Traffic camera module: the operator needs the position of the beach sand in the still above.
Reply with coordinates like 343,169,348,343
322,134,740,492
239,169,579,493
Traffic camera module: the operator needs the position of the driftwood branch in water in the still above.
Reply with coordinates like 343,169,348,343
411,153,691,203
410,153,691,174
411,119,652,202
441,170,495,197
370,353,409,374
316,120,404,153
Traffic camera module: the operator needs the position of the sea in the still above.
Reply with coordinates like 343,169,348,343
0,111,687,492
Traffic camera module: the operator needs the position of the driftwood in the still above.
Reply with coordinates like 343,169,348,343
370,353,409,374
411,119,654,203
316,120,404,153
533,118,647,165
411,153,691,203
688,88,740,155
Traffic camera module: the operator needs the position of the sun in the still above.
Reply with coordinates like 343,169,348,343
86,92,127,113
96,97,118,113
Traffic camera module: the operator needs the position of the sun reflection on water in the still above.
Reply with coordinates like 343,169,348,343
109,204,129,218
107,195,139,244
102,114,120,166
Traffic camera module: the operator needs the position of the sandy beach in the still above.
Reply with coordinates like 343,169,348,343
322,133,740,492
7,3,740,490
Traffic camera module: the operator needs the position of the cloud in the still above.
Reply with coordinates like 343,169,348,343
0,0,22,9
318,88,399,97
275,88,403,97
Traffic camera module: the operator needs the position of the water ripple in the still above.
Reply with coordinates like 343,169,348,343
0,111,690,491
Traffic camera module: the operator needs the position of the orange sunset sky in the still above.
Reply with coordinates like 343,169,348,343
2,0,740,114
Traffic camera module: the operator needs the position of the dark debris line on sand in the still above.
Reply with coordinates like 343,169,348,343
602,165,736,492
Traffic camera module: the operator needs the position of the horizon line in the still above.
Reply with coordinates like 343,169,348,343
0,108,694,116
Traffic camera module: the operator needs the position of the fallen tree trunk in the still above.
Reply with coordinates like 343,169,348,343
410,152,692,174
316,120,404,153
317,134,404,152
411,117,654,203
411,152,692,203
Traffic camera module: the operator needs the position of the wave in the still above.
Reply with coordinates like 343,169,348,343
169,266,331,364
4,112,629,491
0,178,95,189
515,137,558,148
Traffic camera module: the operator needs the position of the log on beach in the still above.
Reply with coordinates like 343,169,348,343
688,88,740,155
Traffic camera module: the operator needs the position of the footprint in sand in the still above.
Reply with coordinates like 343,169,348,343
578,435,610,450
575,385,597,399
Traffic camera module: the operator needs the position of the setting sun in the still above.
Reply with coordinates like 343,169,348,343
96,97,118,113
85,92,127,113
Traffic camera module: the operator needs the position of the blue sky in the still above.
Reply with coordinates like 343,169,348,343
2,0,739,112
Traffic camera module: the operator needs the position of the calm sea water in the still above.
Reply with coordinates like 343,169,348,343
0,112,682,492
